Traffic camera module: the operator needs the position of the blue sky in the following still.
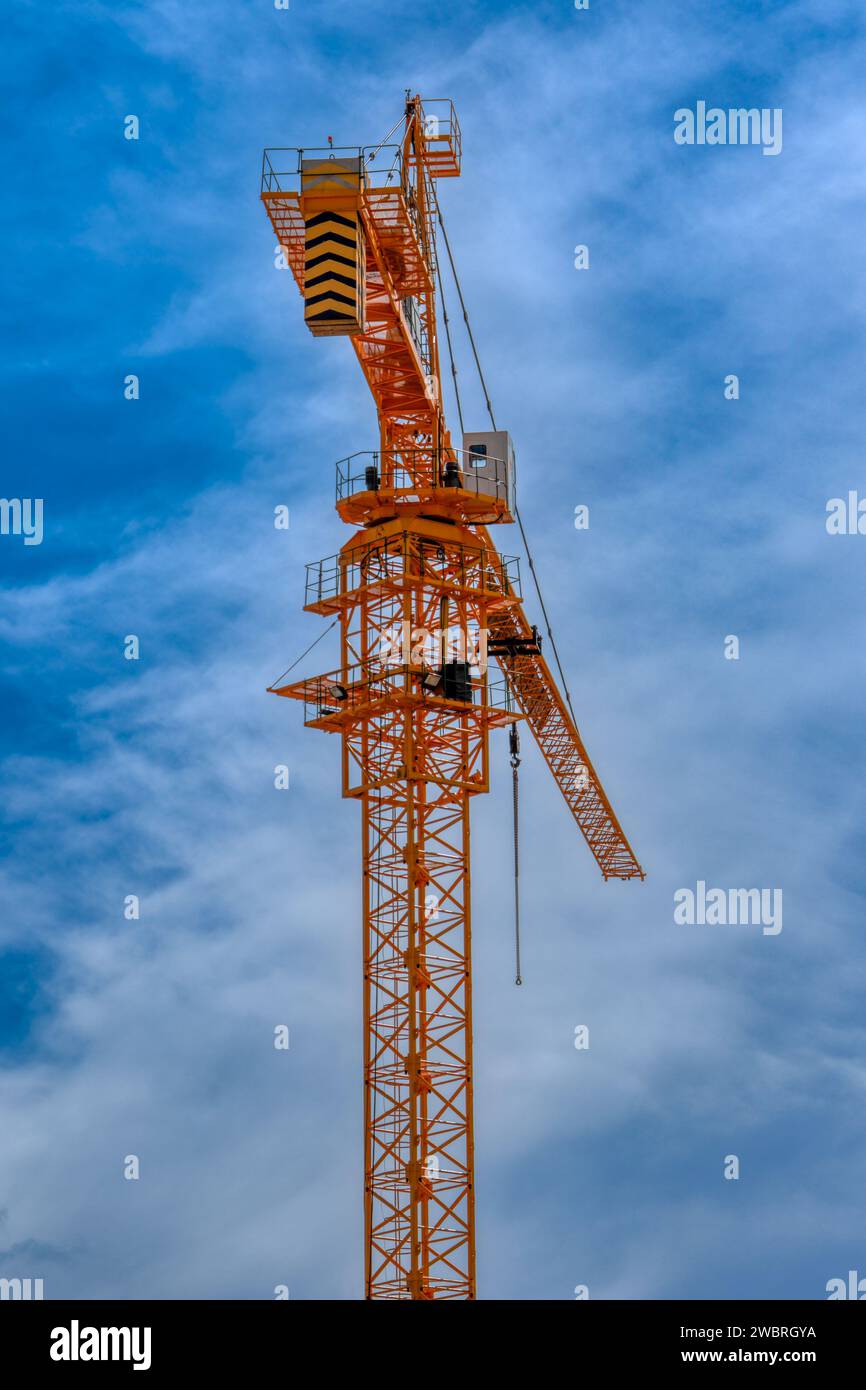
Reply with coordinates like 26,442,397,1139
2,0,866,1299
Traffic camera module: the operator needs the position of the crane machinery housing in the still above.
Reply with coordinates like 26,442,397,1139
261,94,644,1301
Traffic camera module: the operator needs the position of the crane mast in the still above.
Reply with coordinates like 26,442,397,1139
261,95,643,1301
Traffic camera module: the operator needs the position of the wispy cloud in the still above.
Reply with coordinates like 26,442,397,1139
2,0,866,1299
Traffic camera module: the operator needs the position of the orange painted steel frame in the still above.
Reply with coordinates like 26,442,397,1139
263,95,643,1300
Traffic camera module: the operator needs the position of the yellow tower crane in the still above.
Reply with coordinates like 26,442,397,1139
261,94,644,1301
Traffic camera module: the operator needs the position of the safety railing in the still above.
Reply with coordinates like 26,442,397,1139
305,535,520,609
417,100,462,178
261,144,406,196
293,660,517,724
335,447,511,508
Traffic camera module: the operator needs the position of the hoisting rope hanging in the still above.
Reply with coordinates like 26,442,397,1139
509,724,523,987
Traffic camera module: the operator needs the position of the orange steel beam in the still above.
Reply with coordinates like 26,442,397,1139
262,94,643,1301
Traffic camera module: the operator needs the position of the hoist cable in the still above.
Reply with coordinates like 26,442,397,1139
366,111,407,167
435,254,465,435
512,510,577,724
431,186,580,730
510,727,523,987
431,185,497,429
267,616,339,691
